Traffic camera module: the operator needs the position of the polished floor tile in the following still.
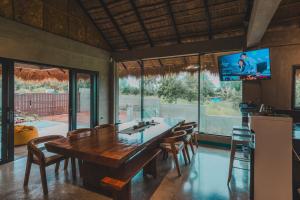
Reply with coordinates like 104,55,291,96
0,146,249,200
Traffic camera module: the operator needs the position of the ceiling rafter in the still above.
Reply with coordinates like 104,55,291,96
121,62,128,70
98,0,131,49
76,0,113,50
203,0,213,40
129,0,153,47
165,0,181,43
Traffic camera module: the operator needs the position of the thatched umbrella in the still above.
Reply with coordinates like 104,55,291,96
0,63,91,82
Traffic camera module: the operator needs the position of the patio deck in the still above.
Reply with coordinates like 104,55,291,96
14,112,90,159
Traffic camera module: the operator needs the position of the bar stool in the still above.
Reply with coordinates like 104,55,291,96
227,129,252,184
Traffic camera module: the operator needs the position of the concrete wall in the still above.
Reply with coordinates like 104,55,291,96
243,27,300,110
0,17,111,124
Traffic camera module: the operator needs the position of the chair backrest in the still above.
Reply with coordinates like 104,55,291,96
27,135,65,162
162,130,187,144
67,128,94,140
180,121,197,128
173,125,194,134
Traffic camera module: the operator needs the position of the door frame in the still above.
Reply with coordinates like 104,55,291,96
69,69,99,130
0,59,14,164
0,57,99,164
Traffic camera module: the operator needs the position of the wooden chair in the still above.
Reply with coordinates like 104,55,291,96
23,135,66,195
180,121,199,148
64,128,94,179
173,125,195,163
160,130,188,176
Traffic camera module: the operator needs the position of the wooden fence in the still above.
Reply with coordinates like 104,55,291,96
15,93,69,116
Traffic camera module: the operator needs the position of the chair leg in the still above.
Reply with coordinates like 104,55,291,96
189,140,195,155
227,141,237,184
64,158,69,170
55,161,60,173
71,157,77,180
39,165,48,195
172,152,181,177
185,144,191,163
194,133,199,148
77,159,82,177
23,158,32,187
182,148,188,166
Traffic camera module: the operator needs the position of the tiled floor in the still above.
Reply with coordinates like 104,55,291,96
0,146,249,200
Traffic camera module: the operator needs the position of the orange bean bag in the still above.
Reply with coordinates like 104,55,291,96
14,125,39,146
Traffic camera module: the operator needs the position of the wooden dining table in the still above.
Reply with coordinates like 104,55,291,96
45,118,182,199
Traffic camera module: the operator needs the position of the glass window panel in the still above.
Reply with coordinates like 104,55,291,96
118,65,141,123
295,69,300,108
76,73,91,128
143,72,198,123
0,64,2,161
14,62,69,137
199,70,242,136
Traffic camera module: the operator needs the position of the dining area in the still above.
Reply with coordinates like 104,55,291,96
1,0,300,199
16,118,201,200
0,117,250,200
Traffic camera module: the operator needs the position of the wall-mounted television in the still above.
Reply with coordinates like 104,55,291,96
218,48,271,81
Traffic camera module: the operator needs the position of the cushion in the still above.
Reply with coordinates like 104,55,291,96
14,125,39,146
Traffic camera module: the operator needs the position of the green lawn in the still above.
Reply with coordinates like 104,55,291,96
202,101,240,116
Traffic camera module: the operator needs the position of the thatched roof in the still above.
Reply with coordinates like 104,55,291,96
79,0,299,52
80,0,248,51
118,51,237,77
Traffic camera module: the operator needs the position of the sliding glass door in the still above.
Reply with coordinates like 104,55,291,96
0,60,14,164
70,70,98,129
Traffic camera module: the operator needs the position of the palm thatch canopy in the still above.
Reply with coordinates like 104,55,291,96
0,63,90,82
118,51,237,77
14,63,69,82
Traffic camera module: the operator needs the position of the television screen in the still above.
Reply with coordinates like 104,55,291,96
218,48,271,81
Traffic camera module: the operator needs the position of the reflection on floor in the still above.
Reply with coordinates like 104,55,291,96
0,146,249,200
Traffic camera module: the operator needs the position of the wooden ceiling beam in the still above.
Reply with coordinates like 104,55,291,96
121,62,128,70
129,0,153,47
112,36,244,62
166,0,181,43
98,0,131,49
203,0,213,40
246,0,282,47
76,0,113,50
